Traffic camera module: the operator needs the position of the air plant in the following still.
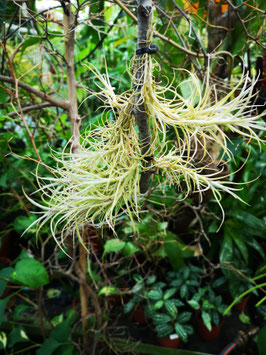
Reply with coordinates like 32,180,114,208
25,52,265,249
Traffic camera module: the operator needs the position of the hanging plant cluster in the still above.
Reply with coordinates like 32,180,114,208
25,47,264,245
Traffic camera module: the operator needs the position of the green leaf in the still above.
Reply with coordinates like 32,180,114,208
212,277,226,289
121,241,139,256
164,300,177,318
0,267,13,297
174,323,188,342
0,331,7,350
187,299,200,310
202,311,212,331
212,311,220,326
11,258,49,288
220,231,233,264
148,288,163,301
13,215,37,234
146,275,156,285
0,87,7,104
152,313,171,324
257,325,266,355
154,300,164,310
179,78,201,106
54,344,74,355
177,312,192,323
180,284,188,299
124,300,135,314
37,337,61,355
235,211,266,238
0,298,9,325
21,37,40,55
164,288,177,300
98,286,120,296
104,239,126,253
154,324,173,338
163,235,184,271
183,325,194,335
7,326,29,348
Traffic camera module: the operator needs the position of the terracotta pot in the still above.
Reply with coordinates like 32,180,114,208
233,295,250,311
132,307,147,324
158,335,180,348
196,310,223,341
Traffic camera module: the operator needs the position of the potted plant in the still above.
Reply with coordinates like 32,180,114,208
123,274,160,323
167,264,203,300
187,286,227,341
145,284,194,348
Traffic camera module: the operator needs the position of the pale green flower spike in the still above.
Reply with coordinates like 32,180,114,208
25,55,265,246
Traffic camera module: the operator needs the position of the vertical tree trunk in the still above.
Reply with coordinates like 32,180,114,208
63,3,89,353
63,1,81,154
134,0,153,194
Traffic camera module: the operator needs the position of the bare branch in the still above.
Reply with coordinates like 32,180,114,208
0,75,69,110
63,2,81,153
8,102,53,117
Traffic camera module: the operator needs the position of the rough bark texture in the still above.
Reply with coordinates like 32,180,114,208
63,2,81,154
134,0,153,194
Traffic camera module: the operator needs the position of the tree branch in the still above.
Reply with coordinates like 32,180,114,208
8,102,53,117
63,2,81,153
134,0,153,194
0,75,69,110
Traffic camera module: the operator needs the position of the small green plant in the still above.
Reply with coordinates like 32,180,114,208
167,264,203,299
187,286,227,331
123,274,160,314
145,283,193,341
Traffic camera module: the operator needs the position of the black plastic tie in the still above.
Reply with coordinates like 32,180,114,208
136,44,159,55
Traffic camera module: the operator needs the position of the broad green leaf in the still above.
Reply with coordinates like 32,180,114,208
21,37,40,55
164,300,177,318
121,241,139,256
154,324,173,338
154,300,164,310
148,288,163,301
13,215,37,234
163,288,177,300
124,300,135,314
180,284,188,299
37,337,61,355
257,325,266,355
98,286,120,296
220,232,233,264
163,235,184,271
146,275,156,285
0,332,7,350
11,258,49,288
0,298,9,325
183,325,194,335
202,311,212,331
7,326,29,348
177,312,192,323
0,87,7,104
187,299,200,310
54,344,74,355
104,239,126,253
152,313,171,324
0,267,13,297
174,323,187,342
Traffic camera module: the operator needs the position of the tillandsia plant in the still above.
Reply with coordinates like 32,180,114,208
187,286,228,331
25,6,265,248
145,282,193,341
